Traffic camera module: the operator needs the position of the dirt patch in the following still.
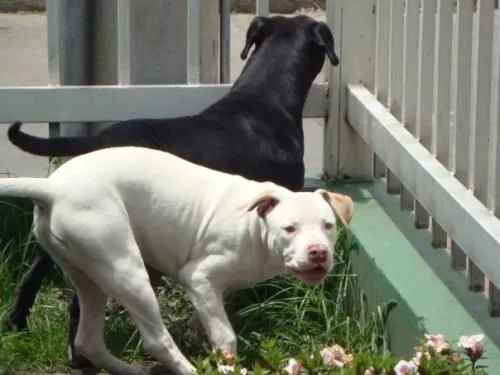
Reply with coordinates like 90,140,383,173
0,0,325,14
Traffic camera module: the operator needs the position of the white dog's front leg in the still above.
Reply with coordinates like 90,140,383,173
179,258,237,355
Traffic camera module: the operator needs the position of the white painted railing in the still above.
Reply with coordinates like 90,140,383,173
0,0,327,124
332,0,500,315
0,84,328,123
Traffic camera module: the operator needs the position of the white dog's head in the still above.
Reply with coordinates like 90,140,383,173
243,188,353,285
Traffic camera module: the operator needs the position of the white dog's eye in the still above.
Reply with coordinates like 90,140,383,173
283,225,296,234
324,222,334,230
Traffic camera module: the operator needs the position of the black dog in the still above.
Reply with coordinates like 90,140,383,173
6,15,339,372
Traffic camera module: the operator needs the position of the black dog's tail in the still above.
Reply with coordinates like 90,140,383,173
8,122,101,157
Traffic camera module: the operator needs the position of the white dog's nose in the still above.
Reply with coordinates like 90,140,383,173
307,244,328,264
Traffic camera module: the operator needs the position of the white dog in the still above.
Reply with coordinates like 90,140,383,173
0,146,353,375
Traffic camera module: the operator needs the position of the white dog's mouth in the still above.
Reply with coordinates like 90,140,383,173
288,265,328,284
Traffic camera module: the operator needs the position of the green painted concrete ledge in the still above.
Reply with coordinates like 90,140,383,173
325,180,500,372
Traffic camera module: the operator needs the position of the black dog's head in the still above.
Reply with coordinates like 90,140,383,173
240,15,340,67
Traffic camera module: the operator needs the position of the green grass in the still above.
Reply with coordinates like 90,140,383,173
0,197,396,374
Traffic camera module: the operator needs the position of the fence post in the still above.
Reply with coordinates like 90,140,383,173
87,0,219,134
324,0,376,180
46,0,90,139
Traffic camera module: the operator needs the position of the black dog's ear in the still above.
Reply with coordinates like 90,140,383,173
240,16,271,60
312,22,339,66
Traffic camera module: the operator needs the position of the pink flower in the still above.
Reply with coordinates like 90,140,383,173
320,347,345,367
458,334,485,360
319,344,353,367
424,333,449,354
394,359,418,375
363,367,376,375
284,358,303,374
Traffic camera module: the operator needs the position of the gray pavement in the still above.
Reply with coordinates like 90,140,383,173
0,13,50,177
0,11,326,178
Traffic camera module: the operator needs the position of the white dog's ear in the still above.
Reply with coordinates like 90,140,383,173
242,190,280,218
315,189,354,227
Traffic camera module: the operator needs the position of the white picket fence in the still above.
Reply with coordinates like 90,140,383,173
0,0,327,124
334,0,500,316
1,0,500,317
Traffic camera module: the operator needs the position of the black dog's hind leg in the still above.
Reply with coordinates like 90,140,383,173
6,247,54,330
67,292,99,374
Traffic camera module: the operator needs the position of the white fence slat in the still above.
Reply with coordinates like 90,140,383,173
386,0,405,195
399,190,414,210
450,241,467,270
453,0,474,188
430,0,453,249
375,0,391,106
46,0,62,139
450,241,468,270
219,0,231,83
373,0,391,178
323,0,339,176
434,0,453,168
256,0,269,17
495,13,500,217
431,220,446,248
47,1,90,141
489,282,500,316
187,0,201,84
472,0,495,206
451,0,474,269
326,0,376,179
117,0,131,85
468,257,485,292
347,83,500,291
402,0,419,136
414,202,429,228
487,0,500,315
373,154,387,179
415,0,436,229
389,0,404,120
46,0,61,85
399,0,420,211
0,83,328,123
416,0,436,150
386,170,401,194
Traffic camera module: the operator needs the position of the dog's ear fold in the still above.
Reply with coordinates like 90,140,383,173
242,190,280,218
240,16,271,60
315,189,353,227
311,22,339,66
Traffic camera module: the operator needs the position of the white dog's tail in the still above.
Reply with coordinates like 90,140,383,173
0,178,53,205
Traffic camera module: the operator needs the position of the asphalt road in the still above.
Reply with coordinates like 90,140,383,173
0,13,50,177
0,11,326,178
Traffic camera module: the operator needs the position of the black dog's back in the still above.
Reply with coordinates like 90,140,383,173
8,14,338,193
86,92,305,190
